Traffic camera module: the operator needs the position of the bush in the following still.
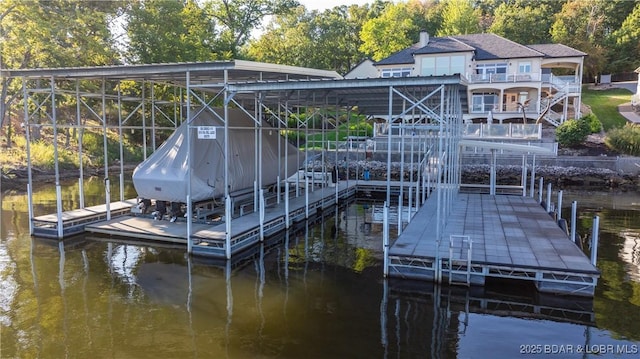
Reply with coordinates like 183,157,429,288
582,113,602,133
556,119,590,147
605,123,640,156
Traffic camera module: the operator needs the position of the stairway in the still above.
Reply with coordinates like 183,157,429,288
448,235,472,286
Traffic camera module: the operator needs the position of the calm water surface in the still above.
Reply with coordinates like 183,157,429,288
1,180,639,358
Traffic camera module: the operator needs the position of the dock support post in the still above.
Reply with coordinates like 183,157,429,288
397,194,402,236
79,178,85,209
521,155,527,197
225,196,232,259
557,190,563,220
546,182,552,213
305,177,309,219
383,202,389,277
259,189,265,242
187,195,192,254
254,180,258,214
571,201,577,244
408,187,413,223
538,177,543,204
285,181,290,228
276,176,281,204
119,173,124,202
27,184,34,235
56,184,64,238
530,155,537,198
105,178,111,221
491,149,497,195
590,216,599,266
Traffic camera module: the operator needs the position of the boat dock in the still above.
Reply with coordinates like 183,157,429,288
388,193,600,296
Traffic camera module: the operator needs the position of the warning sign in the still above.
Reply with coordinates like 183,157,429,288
197,126,217,139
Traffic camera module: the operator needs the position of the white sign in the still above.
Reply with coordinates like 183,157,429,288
197,126,217,139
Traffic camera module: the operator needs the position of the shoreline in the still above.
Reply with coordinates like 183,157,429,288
3,159,639,193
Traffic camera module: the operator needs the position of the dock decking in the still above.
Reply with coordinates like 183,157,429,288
85,182,357,258
388,193,599,296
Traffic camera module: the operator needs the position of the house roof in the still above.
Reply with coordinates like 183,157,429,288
450,33,543,60
527,44,587,58
375,33,585,66
375,45,420,65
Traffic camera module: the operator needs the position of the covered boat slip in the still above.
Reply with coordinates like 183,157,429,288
388,192,599,296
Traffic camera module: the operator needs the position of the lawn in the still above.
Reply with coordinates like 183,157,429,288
581,86,633,131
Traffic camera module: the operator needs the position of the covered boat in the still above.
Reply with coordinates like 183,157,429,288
132,108,301,203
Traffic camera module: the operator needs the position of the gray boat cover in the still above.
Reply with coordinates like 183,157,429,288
132,108,302,202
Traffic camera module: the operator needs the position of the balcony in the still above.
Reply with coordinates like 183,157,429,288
467,72,541,84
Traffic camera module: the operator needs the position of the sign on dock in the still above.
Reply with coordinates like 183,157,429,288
197,126,217,139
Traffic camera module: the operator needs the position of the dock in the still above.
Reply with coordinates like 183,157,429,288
84,181,357,258
388,193,599,296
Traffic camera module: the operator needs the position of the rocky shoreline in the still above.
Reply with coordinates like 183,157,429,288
2,159,639,193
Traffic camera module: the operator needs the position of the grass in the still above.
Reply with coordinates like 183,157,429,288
581,86,633,131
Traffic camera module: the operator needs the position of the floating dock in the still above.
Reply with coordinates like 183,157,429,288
388,193,599,296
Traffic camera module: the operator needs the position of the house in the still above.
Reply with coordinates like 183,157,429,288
343,58,377,79
374,32,586,126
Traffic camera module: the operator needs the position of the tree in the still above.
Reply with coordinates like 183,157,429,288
608,2,640,73
206,0,299,58
126,0,216,63
359,2,419,61
0,0,122,144
489,1,554,44
437,0,481,36
247,3,373,74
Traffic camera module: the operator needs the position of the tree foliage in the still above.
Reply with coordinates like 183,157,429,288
489,1,554,44
437,0,481,36
359,2,418,61
608,2,640,73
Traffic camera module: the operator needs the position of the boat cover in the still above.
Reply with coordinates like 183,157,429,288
132,108,302,202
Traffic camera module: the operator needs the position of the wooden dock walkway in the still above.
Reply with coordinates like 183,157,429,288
388,193,600,297
32,199,138,239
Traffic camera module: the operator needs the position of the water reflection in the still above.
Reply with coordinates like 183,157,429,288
1,184,640,357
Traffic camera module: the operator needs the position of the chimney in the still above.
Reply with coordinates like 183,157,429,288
419,30,429,47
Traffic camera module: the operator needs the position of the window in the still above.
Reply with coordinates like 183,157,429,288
471,93,498,112
421,55,466,76
476,63,507,80
519,62,531,73
381,67,412,78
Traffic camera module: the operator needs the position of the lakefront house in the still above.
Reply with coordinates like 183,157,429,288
369,32,586,126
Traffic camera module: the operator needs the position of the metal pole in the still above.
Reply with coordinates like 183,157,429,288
538,177,544,204
557,190,563,220
76,80,85,208
546,182,552,213
590,216,599,266
386,87,393,205
259,189,265,241
305,177,309,219
187,195,192,254
383,202,389,277
489,149,496,195
105,178,111,222
529,154,536,198
397,194,402,236
521,154,527,197
285,181,290,228
225,196,232,259
571,201,577,244
50,76,65,237
23,78,35,235
224,69,231,259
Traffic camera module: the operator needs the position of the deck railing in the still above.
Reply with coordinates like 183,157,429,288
462,123,542,140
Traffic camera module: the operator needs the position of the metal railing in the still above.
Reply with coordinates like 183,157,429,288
462,123,542,140
467,72,541,83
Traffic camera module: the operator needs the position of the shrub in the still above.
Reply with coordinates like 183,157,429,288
581,113,602,133
555,119,590,147
605,123,640,156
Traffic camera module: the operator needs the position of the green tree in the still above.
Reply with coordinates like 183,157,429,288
126,0,216,63
489,1,554,44
207,0,299,58
1,0,122,144
437,0,481,36
608,2,640,73
359,2,418,61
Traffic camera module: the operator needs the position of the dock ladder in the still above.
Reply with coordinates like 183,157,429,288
448,235,472,286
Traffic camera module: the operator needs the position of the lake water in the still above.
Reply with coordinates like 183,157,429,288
1,180,639,358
